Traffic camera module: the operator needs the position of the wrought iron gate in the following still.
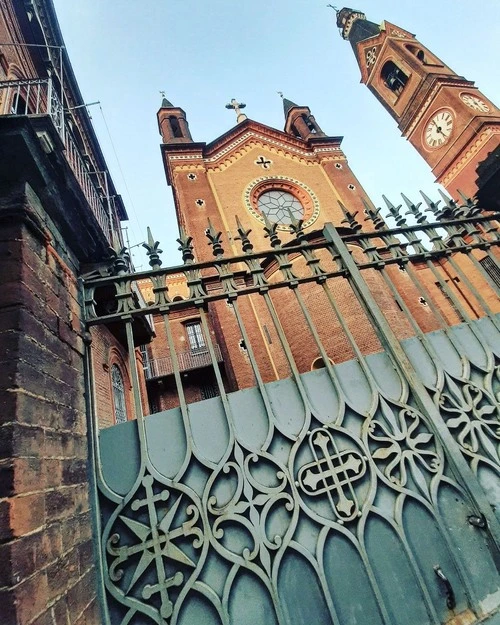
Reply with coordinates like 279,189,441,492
83,193,500,625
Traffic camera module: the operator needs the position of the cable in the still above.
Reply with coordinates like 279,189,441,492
98,103,144,244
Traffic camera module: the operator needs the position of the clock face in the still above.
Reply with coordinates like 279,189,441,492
424,110,454,148
461,93,490,112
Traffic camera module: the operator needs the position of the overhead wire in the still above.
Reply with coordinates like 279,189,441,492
98,103,144,246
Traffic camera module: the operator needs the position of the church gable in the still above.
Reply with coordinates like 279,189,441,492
202,122,341,173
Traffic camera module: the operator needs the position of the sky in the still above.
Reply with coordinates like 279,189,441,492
51,0,500,269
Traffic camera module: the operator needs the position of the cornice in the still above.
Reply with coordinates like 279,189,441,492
438,125,500,186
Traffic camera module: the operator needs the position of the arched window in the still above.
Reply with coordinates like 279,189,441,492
406,44,426,63
169,115,183,138
381,61,408,95
111,364,127,424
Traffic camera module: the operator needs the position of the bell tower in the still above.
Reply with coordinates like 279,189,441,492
336,7,500,198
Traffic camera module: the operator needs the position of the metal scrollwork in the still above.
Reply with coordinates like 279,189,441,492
439,373,500,472
294,426,371,525
366,398,441,498
103,473,206,624
205,443,296,577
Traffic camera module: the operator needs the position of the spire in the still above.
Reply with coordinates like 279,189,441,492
336,7,381,63
159,91,174,108
282,97,300,117
157,95,193,143
282,95,325,140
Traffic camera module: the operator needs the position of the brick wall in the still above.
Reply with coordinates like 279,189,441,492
0,188,100,625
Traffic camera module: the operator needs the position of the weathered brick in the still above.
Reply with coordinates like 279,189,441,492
77,539,95,575
8,493,45,538
46,547,79,601
45,486,89,522
62,458,88,486
0,422,45,458
13,570,49,625
66,569,96,619
0,587,17,625
0,527,60,588
0,457,45,497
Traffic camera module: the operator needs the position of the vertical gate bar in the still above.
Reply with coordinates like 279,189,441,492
292,285,346,415
82,331,112,625
399,263,450,329
199,307,233,414
124,317,147,450
161,311,189,418
261,289,313,410
369,268,487,609
35,81,41,113
464,252,500,303
320,275,380,396
324,222,500,548
444,255,500,323
232,298,277,438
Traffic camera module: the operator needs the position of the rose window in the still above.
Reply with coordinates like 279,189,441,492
257,190,304,225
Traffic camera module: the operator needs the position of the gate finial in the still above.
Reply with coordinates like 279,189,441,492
143,227,163,269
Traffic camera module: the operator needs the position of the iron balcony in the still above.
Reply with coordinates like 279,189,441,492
145,344,223,379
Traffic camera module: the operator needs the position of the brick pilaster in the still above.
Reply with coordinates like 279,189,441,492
0,186,100,625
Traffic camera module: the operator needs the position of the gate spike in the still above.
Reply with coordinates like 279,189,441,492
206,218,224,257
361,197,384,229
438,188,457,209
142,226,163,269
286,207,305,240
338,200,362,231
235,215,254,254
109,230,130,275
401,193,425,222
177,227,195,264
419,190,441,217
382,195,406,226
262,213,282,248
456,188,476,209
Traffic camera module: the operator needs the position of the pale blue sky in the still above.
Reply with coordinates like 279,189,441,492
51,0,500,268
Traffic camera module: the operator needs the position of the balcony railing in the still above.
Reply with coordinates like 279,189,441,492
0,77,112,244
145,344,223,380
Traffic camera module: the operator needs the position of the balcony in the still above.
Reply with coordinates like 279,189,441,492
145,344,223,380
0,77,114,244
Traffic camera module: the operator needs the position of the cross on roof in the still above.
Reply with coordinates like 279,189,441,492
225,98,247,123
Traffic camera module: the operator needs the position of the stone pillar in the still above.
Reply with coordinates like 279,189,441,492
0,183,100,624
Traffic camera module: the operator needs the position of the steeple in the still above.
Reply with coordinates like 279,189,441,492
335,8,380,63
157,95,193,143
336,8,500,199
281,95,325,140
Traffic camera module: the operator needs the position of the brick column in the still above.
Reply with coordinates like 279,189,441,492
0,185,100,625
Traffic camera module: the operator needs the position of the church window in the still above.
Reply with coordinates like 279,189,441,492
111,364,127,424
185,321,206,353
169,115,183,138
257,190,304,225
381,61,408,95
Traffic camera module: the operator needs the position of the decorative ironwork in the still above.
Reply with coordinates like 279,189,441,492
83,192,500,625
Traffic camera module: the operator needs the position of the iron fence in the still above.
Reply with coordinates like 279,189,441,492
83,191,500,625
